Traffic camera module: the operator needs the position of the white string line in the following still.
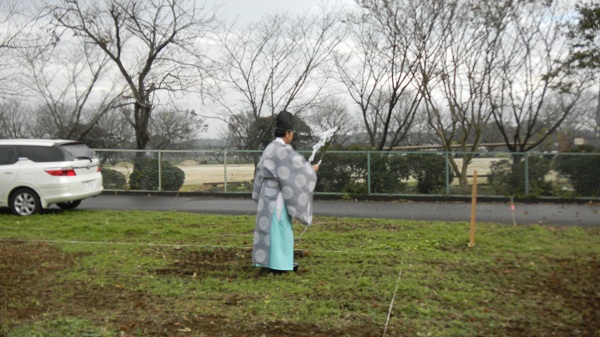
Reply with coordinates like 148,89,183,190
0,238,232,249
383,267,403,337
0,238,399,255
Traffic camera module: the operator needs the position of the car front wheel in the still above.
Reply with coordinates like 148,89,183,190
10,188,41,216
57,200,82,210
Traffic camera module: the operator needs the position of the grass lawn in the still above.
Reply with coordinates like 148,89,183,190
0,209,599,336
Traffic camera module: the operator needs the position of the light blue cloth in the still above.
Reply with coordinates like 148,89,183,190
254,206,294,270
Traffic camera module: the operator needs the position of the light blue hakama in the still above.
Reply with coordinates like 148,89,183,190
254,205,294,270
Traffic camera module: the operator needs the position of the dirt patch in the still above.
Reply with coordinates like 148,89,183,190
0,241,75,321
499,256,600,336
154,247,311,278
0,242,369,337
112,162,133,169
179,160,200,166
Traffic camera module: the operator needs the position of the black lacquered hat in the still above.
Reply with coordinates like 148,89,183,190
275,110,294,131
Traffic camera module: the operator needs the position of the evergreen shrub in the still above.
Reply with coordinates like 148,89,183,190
553,145,600,197
129,157,185,191
101,168,127,190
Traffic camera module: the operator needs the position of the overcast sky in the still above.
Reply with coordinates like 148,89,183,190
217,0,356,23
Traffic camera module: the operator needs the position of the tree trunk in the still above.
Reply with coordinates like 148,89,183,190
134,103,151,150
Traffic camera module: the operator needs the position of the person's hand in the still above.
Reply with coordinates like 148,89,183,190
312,164,320,173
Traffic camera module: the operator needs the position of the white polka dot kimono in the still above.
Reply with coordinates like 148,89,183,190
251,140,317,267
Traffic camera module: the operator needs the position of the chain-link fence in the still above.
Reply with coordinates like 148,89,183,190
95,149,600,199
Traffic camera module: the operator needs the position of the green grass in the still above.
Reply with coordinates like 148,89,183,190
5,318,113,337
1,210,599,336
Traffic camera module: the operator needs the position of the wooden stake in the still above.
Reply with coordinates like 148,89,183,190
469,170,478,248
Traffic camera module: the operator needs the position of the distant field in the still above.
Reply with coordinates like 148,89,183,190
105,162,256,186
103,158,503,187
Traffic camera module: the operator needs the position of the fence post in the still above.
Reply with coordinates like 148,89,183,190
367,151,371,196
157,150,162,191
469,170,478,248
224,149,228,193
445,152,451,195
524,152,529,196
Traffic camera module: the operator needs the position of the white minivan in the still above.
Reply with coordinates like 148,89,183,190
0,139,103,215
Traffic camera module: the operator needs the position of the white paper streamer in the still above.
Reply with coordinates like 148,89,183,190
309,127,338,164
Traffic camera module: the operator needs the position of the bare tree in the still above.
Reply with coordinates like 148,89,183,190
0,98,31,138
50,0,218,149
148,108,207,149
0,0,23,50
213,10,343,150
420,1,499,190
223,111,258,150
0,0,42,98
488,0,590,157
549,89,598,151
306,97,359,146
336,0,442,150
562,1,600,148
89,107,135,149
401,106,438,147
18,39,123,140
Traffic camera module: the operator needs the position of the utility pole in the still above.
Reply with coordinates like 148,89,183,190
597,86,600,148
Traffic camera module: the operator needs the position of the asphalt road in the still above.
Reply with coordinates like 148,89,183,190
76,193,600,227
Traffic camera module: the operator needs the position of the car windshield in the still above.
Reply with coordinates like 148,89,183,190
60,143,96,161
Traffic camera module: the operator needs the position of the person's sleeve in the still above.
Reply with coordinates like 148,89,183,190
278,150,317,226
252,163,262,202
